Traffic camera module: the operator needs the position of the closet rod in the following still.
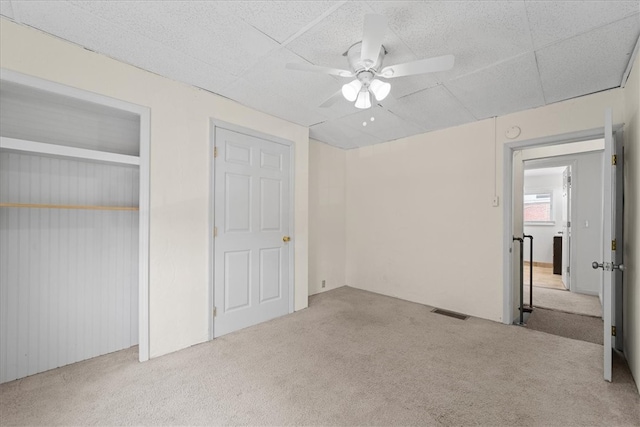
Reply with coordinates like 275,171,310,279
0,203,139,211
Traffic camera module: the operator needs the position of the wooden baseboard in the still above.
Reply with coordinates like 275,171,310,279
523,261,553,268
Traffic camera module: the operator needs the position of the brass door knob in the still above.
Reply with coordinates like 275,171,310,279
283,236,291,242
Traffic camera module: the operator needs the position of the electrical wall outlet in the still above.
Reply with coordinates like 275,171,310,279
322,280,326,288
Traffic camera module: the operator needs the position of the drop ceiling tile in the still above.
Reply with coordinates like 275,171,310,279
370,1,533,81
220,77,327,127
333,106,426,144
0,1,14,19
537,14,640,104
69,1,281,76
314,98,363,122
446,52,545,120
287,1,416,71
388,85,476,132
242,48,342,113
386,75,440,99
525,0,640,49
310,118,383,148
218,1,341,44
14,1,236,93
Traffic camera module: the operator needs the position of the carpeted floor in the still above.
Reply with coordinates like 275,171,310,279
524,284,602,317
1,286,638,426
526,307,604,345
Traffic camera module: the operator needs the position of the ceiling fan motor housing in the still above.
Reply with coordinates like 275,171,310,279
344,42,387,77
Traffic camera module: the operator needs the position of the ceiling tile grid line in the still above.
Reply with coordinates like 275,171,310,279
438,51,535,89
280,0,349,46
530,11,640,53
11,1,239,92
622,34,640,86
0,0,14,21
68,0,284,78
535,13,640,104
6,0,19,22
523,1,640,50
50,1,237,80
521,0,546,106
439,84,481,121
364,0,422,62
65,1,226,67
531,50,548,106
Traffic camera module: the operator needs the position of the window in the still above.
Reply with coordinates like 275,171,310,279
524,193,553,223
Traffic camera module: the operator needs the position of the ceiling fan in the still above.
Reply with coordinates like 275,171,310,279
286,14,455,109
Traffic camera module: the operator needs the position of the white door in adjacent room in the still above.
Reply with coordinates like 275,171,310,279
593,107,622,382
213,127,292,338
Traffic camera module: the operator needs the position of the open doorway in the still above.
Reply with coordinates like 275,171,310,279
503,114,625,382
520,147,605,346
521,145,604,317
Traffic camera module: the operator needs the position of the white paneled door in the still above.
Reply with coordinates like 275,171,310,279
597,107,622,382
213,128,291,338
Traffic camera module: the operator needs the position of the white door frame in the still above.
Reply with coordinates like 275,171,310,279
208,120,295,340
0,68,151,362
502,125,622,324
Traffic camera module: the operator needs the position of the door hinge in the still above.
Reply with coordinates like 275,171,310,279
567,175,572,185
567,266,570,274
612,154,617,165
567,221,571,228
612,326,616,337
612,239,617,251
213,307,217,318
214,226,218,237
214,147,218,158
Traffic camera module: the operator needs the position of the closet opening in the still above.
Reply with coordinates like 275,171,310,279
0,70,150,383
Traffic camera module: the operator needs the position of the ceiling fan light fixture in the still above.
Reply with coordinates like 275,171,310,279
341,79,363,102
355,90,372,109
369,79,391,101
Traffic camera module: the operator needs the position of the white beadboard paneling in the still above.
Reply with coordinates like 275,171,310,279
0,81,140,156
0,151,139,383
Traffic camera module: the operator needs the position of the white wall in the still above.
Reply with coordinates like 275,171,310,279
0,18,310,359
623,51,640,390
523,170,564,264
346,119,504,321
346,84,624,323
309,140,346,295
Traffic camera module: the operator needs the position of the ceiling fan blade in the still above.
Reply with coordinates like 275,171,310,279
379,54,455,78
286,62,353,78
360,14,387,68
319,90,344,108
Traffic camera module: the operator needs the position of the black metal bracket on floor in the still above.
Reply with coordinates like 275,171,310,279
513,236,524,325
523,234,533,313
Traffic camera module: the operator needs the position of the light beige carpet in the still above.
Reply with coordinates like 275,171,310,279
526,307,604,345
1,286,638,426
524,284,602,317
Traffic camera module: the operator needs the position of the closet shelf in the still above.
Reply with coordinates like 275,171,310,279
0,203,139,211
